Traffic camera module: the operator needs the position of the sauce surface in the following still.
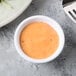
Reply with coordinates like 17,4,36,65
20,22,59,59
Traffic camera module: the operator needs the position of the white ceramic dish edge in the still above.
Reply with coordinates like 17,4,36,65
0,0,32,28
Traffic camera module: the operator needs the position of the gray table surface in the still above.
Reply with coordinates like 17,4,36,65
0,0,76,76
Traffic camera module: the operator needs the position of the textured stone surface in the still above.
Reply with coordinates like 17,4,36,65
0,0,76,76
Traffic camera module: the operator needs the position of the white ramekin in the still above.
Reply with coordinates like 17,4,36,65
14,15,65,63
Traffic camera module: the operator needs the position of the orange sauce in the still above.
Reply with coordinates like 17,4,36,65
20,22,59,59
